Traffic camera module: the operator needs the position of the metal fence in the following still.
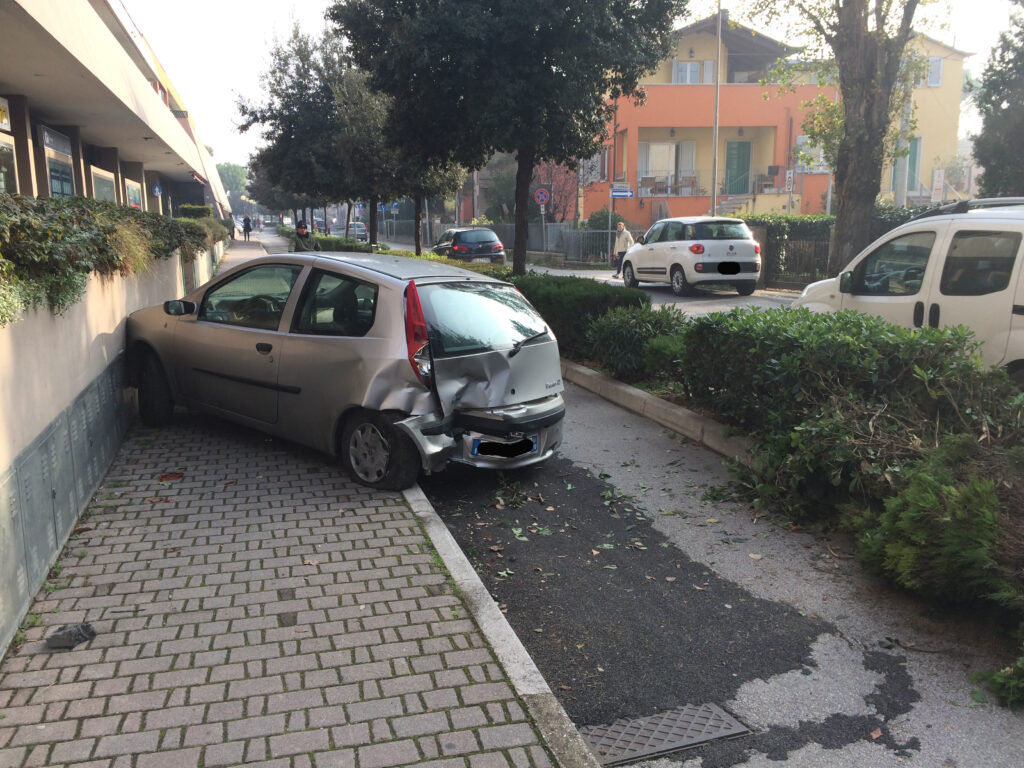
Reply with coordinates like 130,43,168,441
762,239,831,289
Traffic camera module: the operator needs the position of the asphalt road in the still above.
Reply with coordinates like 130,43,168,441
421,383,1024,768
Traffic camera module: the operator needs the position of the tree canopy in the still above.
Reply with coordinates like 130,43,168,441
329,0,686,272
750,0,924,273
973,0,1024,196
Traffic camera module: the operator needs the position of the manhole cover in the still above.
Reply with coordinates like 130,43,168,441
580,704,750,765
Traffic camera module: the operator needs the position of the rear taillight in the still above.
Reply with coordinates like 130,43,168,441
689,243,705,254
452,244,469,253
754,243,761,254
493,242,503,251
405,281,432,387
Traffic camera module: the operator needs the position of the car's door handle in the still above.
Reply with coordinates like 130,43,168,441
913,301,924,327
256,343,273,354
928,303,940,328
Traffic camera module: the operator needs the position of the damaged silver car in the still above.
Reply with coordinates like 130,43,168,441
126,252,565,490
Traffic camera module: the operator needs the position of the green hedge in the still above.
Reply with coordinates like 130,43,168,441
508,273,648,357
585,304,687,380
178,204,213,219
0,194,208,324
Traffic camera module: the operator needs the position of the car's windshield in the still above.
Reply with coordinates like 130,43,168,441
458,230,497,243
418,282,546,357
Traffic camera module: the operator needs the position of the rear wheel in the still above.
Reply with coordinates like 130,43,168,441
341,410,420,490
137,352,174,426
670,266,691,296
736,281,757,296
622,262,639,288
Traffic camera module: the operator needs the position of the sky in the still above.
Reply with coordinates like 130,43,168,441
117,0,1016,168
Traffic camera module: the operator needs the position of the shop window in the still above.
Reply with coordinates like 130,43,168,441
0,135,16,195
125,180,143,209
47,156,74,199
92,168,116,202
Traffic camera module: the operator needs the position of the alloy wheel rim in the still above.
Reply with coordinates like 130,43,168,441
350,423,390,482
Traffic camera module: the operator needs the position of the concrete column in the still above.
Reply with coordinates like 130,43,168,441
5,95,37,197
143,171,163,215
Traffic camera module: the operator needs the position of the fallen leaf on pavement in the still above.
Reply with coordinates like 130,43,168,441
870,728,882,740
665,577,677,582
160,472,184,482
749,553,763,560
546,506,555,512
706,518,719,523
303,559,319,566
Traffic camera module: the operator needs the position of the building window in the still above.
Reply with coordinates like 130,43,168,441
47,155,75,199
0,134,17,195
125,179,143,209
92,168,116,202
926,56,943,87
673,61,702,84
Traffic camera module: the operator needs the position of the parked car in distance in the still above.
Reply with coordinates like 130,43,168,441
344,221,368,241
126,252,565,490
433,227,506,264
622,216,761,296
793,198,1024,385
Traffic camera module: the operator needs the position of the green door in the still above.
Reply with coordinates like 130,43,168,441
725,141,752,195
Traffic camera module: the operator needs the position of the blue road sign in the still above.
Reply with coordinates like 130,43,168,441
611,189,634,198
392,202,400,211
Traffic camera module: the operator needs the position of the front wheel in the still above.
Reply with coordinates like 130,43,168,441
622,262,639,288
736,281,757,296
341,410,420,490
137,352,174,427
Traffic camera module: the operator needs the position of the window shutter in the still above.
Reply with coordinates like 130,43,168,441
703,59,715,83
672,60,681,84
927,56,943,87
638,142,650,176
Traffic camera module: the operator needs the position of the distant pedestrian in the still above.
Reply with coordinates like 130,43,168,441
291,220,321,252
612,221,633,278
242,216,252,242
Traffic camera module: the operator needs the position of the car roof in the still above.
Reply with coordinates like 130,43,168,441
652,216,745,225
450,227,497,233
247,251,501,284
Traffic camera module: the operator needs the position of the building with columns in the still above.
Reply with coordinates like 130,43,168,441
0,0,229,217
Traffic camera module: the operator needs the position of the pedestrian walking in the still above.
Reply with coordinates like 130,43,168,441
612,221,634,278
242,216,252,242
291,220,321,252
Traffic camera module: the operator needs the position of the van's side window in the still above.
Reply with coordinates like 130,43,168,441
851,231,936,296
939,231,1021,296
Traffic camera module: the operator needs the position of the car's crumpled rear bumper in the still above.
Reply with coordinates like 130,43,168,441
396,394,565,473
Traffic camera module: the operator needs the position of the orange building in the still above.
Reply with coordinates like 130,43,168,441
580,11,846,227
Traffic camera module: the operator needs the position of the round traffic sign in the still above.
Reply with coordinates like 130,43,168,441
534,188,549,205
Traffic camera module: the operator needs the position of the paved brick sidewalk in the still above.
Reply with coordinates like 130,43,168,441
0,415,555,768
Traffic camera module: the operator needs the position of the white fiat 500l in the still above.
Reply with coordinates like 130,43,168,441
621,216,762,296
126,252,565,490
793,199,1024,385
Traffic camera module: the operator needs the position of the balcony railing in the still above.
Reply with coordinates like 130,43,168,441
636,166,790,197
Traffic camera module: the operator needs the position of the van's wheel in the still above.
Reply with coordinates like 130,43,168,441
671,266,691,296
341,410,420,490
137,351,174,426
622,262,639,288
736,281,757,296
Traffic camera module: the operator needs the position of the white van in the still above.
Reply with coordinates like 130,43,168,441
793,199,1024,384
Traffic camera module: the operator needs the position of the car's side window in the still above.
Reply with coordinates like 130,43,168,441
663,222,685,241
645,223,666,244
850,231,936,296
939,230,1021,296
683,225,696,240
294,270,378,337
199,265,302,331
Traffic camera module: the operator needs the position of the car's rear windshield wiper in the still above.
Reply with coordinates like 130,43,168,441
509,328,549,358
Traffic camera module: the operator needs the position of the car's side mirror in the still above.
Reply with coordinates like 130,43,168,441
838,272,853,293
164,300,197,316
636,235,645,245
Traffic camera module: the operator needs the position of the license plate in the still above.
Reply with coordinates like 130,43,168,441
472,434,538,457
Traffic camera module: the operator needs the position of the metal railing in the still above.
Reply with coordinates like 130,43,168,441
635,166,790,197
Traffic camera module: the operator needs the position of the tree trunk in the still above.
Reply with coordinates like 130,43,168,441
414,196,423,255
513,145,536,275
368,194,379,245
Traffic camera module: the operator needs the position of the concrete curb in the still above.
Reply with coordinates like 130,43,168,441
561,360,753,464
404,486,603,768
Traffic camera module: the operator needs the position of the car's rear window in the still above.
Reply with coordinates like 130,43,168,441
418,282,547,358
693,221,752,240
457,230,497,244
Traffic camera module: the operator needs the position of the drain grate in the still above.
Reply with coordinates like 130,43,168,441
580,704,749,765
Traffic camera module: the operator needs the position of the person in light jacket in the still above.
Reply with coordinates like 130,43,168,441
612,221,634,279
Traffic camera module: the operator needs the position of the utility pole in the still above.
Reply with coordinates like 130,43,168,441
710,2,722,216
